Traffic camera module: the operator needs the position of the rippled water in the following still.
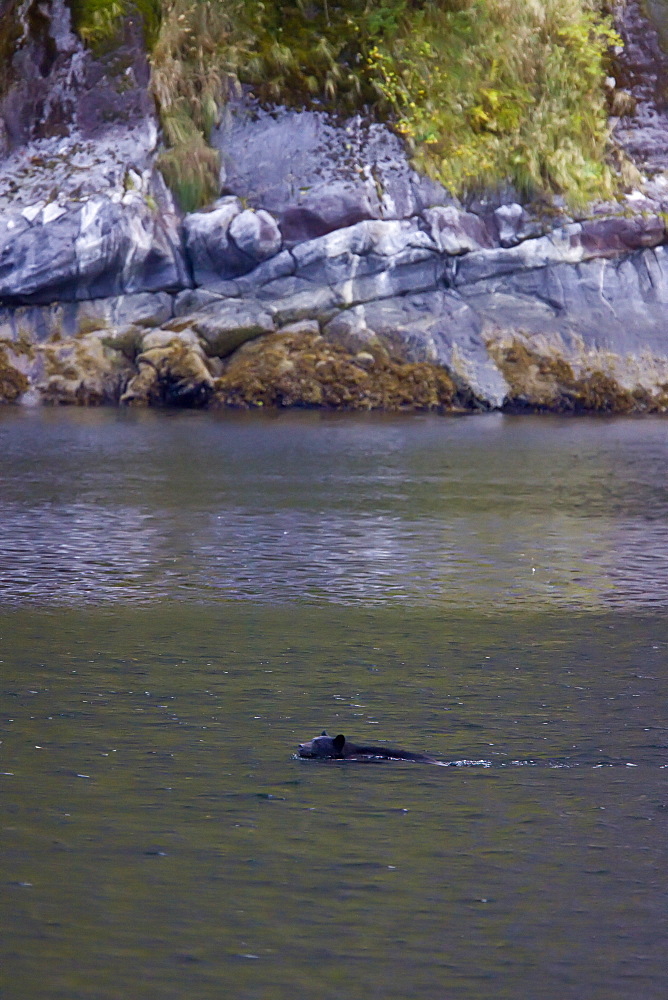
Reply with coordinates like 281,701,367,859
2,409,668,1000
2,409,668,610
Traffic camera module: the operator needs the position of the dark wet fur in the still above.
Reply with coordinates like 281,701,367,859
298,731,443,764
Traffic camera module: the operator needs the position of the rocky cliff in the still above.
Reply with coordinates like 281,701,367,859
2,0,668,413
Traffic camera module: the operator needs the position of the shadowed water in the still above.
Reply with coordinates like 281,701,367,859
1,409,668,1000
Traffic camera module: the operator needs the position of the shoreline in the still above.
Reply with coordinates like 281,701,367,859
2,1,668,414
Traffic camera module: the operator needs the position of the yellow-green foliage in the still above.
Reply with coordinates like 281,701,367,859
368,0,621,205
148,1,621,209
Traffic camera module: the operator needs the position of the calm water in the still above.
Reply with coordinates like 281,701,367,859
1,408,668,1000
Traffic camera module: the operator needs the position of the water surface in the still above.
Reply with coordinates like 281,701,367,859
1,409,667,1000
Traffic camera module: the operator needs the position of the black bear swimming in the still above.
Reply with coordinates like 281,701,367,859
297,731,446,764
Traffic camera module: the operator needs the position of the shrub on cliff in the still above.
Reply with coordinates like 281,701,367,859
67,0,622,211
367,1,620,205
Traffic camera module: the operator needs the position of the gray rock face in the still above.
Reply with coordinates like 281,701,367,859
0,29,667,414
213,105,452,241
613,0,668,174
0,195,187,304
5,0,668,411
220,218,446,313
323,292,508,407
452,215,666,287
179,299,276,357
1,0,154,153
4,194,668,411
459,246,668,353
0,206,82,302
0,0,186,307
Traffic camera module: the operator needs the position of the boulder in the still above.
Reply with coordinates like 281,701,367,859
121,337,214,407
183,202,283,286
423,206,495,254
228,209,283,262
37,332,134,405
492,203,544,247
182,199,244,285
172,299,276,357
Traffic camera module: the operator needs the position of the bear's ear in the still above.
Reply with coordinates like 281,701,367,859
321,731,328,736
333,734,346,752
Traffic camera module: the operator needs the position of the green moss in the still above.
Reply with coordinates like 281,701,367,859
156,141,221,214
368,1,621,206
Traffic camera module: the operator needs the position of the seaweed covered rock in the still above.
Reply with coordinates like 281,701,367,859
487,330,668,413
323,292,508,409
213,326,462,411
38,332,134,405
0,342,30,402
120,332,214,407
